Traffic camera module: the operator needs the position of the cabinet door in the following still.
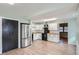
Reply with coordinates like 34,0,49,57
33,34,38,40
2,19,18,53
53,35,59,42
48,34,59,42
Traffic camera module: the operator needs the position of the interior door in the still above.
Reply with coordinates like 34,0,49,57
2,19,18,53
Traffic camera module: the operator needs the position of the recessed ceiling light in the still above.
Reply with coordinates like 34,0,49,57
9,3,15,5
7,1,15,5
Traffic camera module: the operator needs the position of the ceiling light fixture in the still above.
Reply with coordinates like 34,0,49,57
44,18,57,22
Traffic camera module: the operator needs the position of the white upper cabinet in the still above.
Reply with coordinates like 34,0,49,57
48,23,58,30
31,24,44,32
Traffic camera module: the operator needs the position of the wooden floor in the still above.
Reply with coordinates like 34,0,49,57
2,40,76,55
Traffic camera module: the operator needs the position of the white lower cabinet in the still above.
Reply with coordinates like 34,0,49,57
33,33,42,40
33,33,59,43
47,34,59,43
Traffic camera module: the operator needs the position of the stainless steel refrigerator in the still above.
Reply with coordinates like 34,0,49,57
21,23,32,48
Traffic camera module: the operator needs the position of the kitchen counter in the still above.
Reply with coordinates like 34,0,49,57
32,32,43,34
32,31,59,43
47,32,59,35
32,32,59,34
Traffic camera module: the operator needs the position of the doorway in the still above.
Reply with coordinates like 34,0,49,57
59,23,68,44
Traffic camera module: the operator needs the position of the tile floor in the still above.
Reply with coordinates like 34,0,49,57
2,40,76,55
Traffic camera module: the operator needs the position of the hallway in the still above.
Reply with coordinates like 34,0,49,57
2,40,76,55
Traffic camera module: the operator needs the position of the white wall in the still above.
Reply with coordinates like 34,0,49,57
76,16,79,54
68,18,77,45
0,17,2,54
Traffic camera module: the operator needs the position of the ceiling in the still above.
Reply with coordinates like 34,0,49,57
0,3,78,21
